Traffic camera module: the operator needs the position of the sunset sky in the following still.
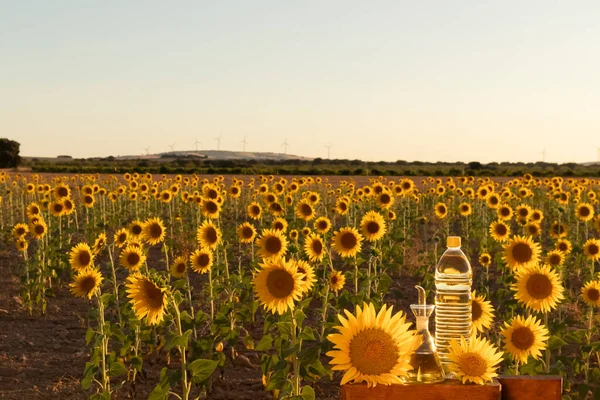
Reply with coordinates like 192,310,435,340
2,1,599,163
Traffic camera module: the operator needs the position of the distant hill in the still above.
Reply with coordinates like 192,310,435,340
117,150,312,161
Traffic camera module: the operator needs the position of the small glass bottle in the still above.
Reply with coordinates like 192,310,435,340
405,286,445,383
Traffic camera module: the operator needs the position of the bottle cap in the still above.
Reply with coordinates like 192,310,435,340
447,236,461,247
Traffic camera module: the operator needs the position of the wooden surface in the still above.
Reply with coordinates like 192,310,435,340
498,376,562,400
341,379,501,400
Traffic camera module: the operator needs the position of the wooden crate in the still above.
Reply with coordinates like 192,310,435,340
341,379,501,400
498,376,562,400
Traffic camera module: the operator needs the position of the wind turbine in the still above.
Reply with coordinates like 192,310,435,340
213,135,222,151
281,139,289,155
241,136,248,152
325,144,332,159
144,147,150,156
193,137,202,151
541,148,546,162
168,143,176,153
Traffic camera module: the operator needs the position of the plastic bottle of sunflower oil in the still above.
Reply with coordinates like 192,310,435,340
434,236,472,376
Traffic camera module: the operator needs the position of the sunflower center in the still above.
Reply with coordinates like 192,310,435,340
495,224,507,236
207,189,218,199
16,227,26,235
472,300,482,322
132,225,142,235
274,222,284,231
149,223,163,239
85,196,93,204
318,221,328,230
80,276,97,294
300,203,312,216
34,224,45,235
206,201,218,213
118,233,127,243
242,227,254,238
558,242,568,252
340,232,358,250
197,253,210,267
490,197,499,205
339,202,348,211
57,187,68,197
78,251,92,267
366,221,380,234
312,240,323,255
457,352,488,377
588,244,599,256
580,207,591,217
251,206,260,215
588,288,600,301
380,194,391,204
127,252,141,266
548,254,561,266
176,263,186,273
142,280,164,309
271,203,283,213
511,327,535,350
349,328,398,375
205,227,218,244
265,236,282,254
500,208,510,217
266,269,294,298
54,204,64,213
330,276,338,284
512,243,533,263
31,206,40,214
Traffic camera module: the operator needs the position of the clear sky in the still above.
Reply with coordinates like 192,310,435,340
2,1,599,163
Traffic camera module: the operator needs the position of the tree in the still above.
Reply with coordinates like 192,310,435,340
0,138,21,168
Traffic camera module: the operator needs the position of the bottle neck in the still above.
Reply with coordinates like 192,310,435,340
416,316,429,331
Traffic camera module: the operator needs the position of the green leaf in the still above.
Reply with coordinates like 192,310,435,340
148,384,169,400
164,329,192,351
131,356,143,372
100,293,113,306
301,385,315,400
294,309,307,326
85,327,95,345
188,359,218,383
256,334,273,351
548,335,568,351
299,326,316,341
242,335,255,350
108,361,127,377
276,322,293,337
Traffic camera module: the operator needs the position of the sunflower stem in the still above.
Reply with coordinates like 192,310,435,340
107,245,122,326
291,310,301,396
96,290,111,393
171,294,190,400
544,312,550,373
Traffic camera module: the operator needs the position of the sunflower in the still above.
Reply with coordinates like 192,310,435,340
189,248,213,274
48,200,66,217
583,238,600,261
272,217,288,232
332,227,363,258
15,238,28,253
334,198,350,215
551,242,571,260
237,222,257,244
114,228,129,248
524,222,541,237
314,216,332,235
119,245,146,271
530,209,544,223
53,184,71,200
376,191,395,209
576,202,595,222
447,336,503,385
294,260,317,294
458,202,472,217
69,243,94,271
515,204,531,221
501,315,549,364
479,253,492,267
329,270,346,293
170,256,188,278
387,210,397,221
502,235,541,271
70,267,103,299
201,198,221,219
247,202,262,220
289,229,299,241
256,229,288,260
360,211,387,242
326,303,416,387
82,194,95,208
29,220,47,240
489,220,511,242
126,274,167,325
253,257,304,315
197,220,222,250
142,217,166,246
26,203,41,219
12,223,29,238
304,233,325,262
295,199,316,222
129,220,144,239
472,291,495,333
512,264,564,313
434,202,448,219
549,221,568,239
581,280,600,307
497,204,513,221
545,250,565,267
92,233,107,255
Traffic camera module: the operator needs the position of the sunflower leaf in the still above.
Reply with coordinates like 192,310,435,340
85,327,95,345
256,334,273,351
188,359,218,383
108,361,127,377
548,335,568,350
301,385,315,400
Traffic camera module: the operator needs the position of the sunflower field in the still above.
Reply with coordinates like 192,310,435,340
3,171,600,399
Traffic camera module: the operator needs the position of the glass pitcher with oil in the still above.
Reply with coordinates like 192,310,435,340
405,285,445,383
